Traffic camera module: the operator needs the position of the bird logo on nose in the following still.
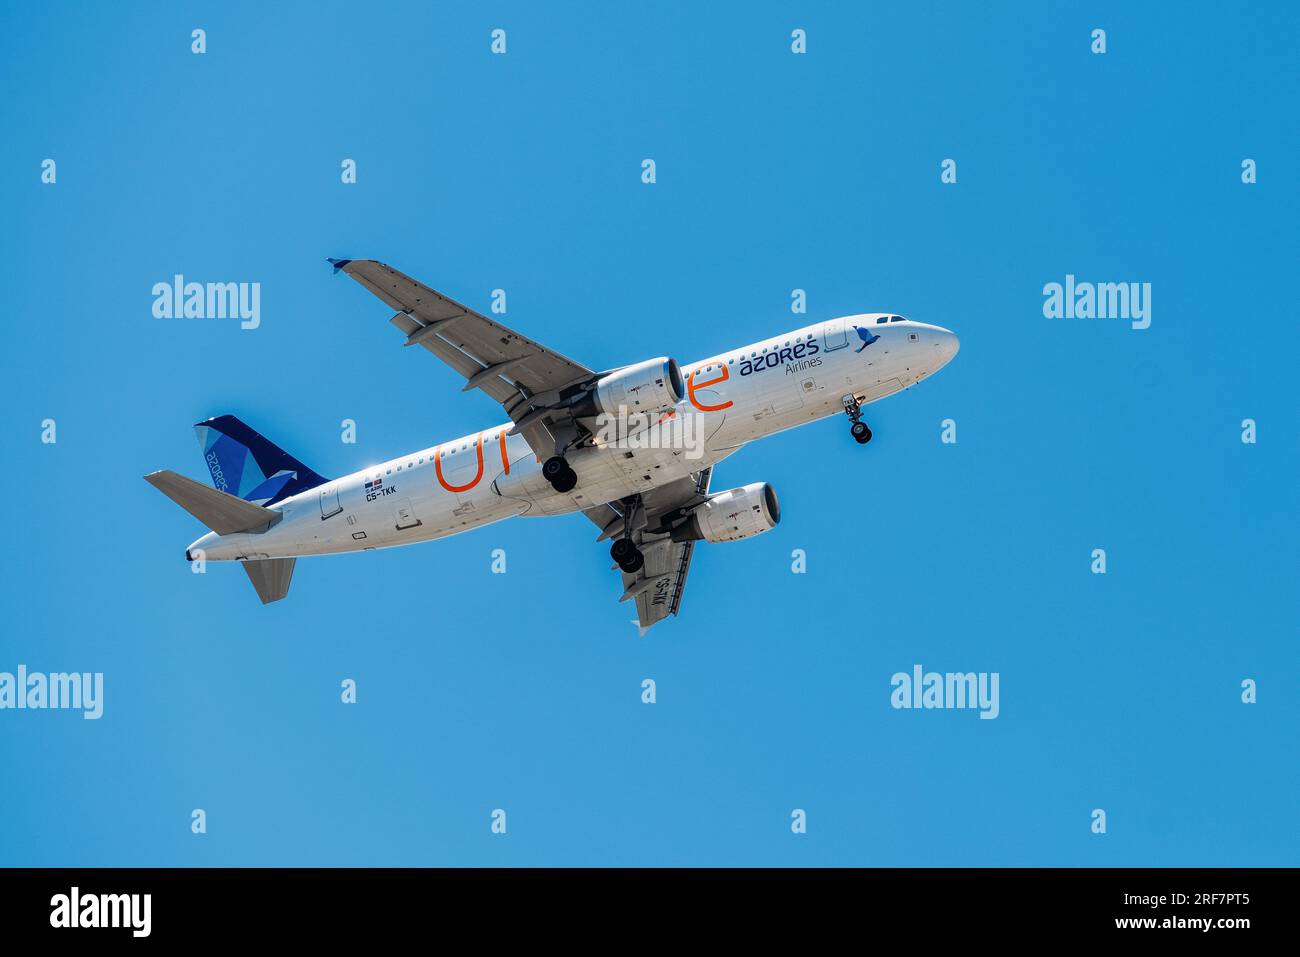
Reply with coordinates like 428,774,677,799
853,326,880,352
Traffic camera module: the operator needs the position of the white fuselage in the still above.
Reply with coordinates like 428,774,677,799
189,314,958,562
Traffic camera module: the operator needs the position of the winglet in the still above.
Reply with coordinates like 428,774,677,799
326,257,353,274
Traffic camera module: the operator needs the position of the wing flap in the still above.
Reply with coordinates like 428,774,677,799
625,538,696,629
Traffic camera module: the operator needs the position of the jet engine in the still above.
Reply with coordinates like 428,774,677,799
571,357,684,418
670,482,781,544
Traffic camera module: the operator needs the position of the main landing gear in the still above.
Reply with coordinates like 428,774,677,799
610,536,644,574
842,394,872,445
608,496,645,574
542,455,578,493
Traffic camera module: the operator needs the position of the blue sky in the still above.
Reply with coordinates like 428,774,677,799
1,1,1295,866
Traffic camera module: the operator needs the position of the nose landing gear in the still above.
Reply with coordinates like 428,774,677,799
842,394,872,445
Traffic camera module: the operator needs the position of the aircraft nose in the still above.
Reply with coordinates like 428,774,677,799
936,327,960,364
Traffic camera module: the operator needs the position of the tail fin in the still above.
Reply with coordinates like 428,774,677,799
194,415,328,507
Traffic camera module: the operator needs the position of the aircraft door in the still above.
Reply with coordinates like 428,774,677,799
393,499,422,530
319,485,342,519
822,319,849,352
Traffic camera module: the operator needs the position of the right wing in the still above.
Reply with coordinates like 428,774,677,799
329,258,595,460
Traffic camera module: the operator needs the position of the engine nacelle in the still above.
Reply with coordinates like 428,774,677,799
671,482,781,544
572,357,684,418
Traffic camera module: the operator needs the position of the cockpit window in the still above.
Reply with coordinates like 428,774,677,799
890,315,905,322
876,317,888,324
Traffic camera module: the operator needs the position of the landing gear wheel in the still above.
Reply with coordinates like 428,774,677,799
611,538,644,573
842,394,871,445
543,456,578,493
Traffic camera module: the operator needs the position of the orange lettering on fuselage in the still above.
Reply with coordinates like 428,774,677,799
436,432,485,492
687,366,733,412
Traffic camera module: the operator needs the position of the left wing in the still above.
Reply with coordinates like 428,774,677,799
330,258,595,459
584,467,714,633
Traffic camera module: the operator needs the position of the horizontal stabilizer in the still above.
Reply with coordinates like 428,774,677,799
242,558,296,604
143,470,280,535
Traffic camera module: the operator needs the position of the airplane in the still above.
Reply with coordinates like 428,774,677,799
145,259,959,630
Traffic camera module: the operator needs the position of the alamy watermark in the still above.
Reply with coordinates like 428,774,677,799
50,887,150,937
0,665,103,719
593,407,706,460
1043,274,1150,330
890,664,999,719
152,274,260,329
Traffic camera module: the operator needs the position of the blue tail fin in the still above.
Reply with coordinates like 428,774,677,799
193,415,329,507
